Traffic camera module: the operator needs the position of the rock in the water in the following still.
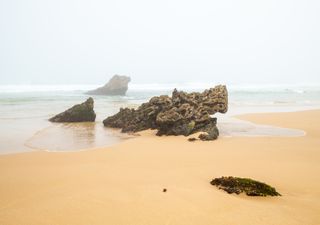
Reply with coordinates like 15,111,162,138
103,85,228,140
49,98,96,122
210,176,281,196
86,75,131,96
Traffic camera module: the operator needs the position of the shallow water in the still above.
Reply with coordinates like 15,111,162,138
0,83,319,154
218,117,305,137
25,123,134,152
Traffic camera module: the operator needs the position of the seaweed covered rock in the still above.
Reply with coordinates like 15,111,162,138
198,124,219,141
86,75,131,96
211,176,281,196
49,98,96,122
103,85,228,140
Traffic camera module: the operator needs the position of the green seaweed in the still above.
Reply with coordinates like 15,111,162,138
187,120,195,134
211,176,281,197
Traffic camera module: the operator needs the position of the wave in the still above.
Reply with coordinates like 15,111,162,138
1,83,320,93
0,84,98,93
0,82,320,93
130,83,320,93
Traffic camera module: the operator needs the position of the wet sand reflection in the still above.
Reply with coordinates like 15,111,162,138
25,122,133,152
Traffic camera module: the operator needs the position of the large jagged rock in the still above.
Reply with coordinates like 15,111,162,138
86,75,131,95
49,98,96,122
103,85,228,140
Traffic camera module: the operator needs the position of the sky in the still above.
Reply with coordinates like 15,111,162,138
0,0,319,85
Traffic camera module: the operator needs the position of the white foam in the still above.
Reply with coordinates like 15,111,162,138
1,83,320,93
0,84,98,93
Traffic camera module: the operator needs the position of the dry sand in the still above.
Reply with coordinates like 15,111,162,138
0,110,320,225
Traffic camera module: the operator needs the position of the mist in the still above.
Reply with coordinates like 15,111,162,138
1,0,320,85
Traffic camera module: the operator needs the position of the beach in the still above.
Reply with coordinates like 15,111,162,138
0,109,319,225
2,0,320,223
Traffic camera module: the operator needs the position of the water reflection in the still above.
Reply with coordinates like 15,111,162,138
25,122,133,152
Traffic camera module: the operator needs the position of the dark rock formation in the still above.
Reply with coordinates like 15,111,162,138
211,176,281,196
198,125,219,141
86,75,131,96
49,98,96,122
103,85,228,140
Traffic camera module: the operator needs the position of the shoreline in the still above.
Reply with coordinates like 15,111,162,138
1,82,320,154
0,109,320,224
0,108,313,155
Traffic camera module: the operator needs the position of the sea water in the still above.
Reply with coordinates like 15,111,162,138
0,83,319,154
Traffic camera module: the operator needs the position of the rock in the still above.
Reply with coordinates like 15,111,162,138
86,75,131,95
103,85,228,141
198,122,219,141
49,98,96,122
104,95,173,133
188,137,197,142
210,176,281,196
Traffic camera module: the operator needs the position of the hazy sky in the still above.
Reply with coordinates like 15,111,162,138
0,0,319,85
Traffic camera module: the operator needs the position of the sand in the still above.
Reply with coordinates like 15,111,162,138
0,110,320,225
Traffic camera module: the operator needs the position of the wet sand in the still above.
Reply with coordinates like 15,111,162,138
0,110,319,225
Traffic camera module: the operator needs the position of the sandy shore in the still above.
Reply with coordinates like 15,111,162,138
0,110,320,225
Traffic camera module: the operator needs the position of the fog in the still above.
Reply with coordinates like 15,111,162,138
0,0,319,85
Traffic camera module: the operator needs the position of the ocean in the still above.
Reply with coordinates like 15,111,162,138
1,83,319,154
